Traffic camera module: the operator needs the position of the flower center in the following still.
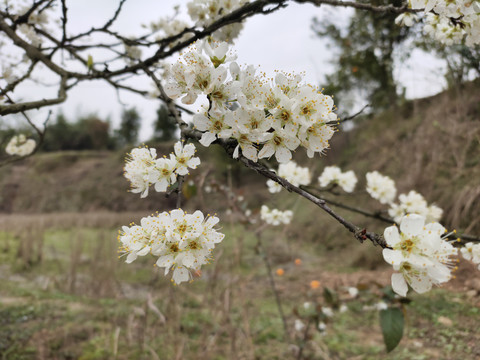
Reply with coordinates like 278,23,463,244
273,135,283,146
188,240,200,250
213,121,223,131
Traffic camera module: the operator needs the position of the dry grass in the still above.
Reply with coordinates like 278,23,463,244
1,207,480,359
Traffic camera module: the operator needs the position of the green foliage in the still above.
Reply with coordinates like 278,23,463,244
114,107,141,147
313,0,409,111
42,113,115,151
380,307,404,353
151,104,177,142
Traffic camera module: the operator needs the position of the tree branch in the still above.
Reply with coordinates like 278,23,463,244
294,0,420,14
0,76,67,115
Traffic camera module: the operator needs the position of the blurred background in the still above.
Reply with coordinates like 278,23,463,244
1,0,480,359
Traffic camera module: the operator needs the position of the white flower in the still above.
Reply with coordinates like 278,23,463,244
165,40,338,163
460,242,480,264
318,166,357,193
395,13,419,27
124,42,142,64
366,171,397,204
193,110,233,147
187,0,248,42
258,128,300,163
415,1,480,46
322,307,334,317
388,190,442,223
120,209,224,285
124,147,158,198
154,157,178,192
382,214,458,296
338,170,357,193
347,287,359,298
5,134,36,156
426,204,443,223
266,179,282,193
278,161,311,187
18,24,42,47
294,319,305,332
318,166,342,187
171,141,201,176
164,41,229,104
375,301,388,311
124,142,202,197
267,161,311,193
318,322,327,332
260,205,293,226
398,191,428,216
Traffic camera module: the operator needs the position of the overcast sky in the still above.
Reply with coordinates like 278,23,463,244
4,0,446,140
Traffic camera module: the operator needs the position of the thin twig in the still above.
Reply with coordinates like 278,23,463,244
296,318,312,360
327,103,370,125
255,233,290,340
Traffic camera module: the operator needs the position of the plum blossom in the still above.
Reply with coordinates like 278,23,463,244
460,242,480,269
399,0,480,46
366,171,397,204
5,134,36,156
171,141,201,175
388,190,443,223
260,205,293,226
318,166,357,193
124,142,200,197
382,214,458,296
119,210,224,284
266,161,311,193
165,40,337,164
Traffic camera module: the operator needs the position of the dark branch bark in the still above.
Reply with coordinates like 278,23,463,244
0,76,67,115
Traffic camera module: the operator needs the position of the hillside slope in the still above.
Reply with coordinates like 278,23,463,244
328,79,480,234
1,80,479,233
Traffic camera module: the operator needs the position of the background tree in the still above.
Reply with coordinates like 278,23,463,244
114,107,141,147
421,43,480,87
313,0,410,112
151,104,178,142
41,113,114,151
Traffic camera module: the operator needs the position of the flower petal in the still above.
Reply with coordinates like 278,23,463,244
384,225,401,246
391,273,408,297
400,214,425,237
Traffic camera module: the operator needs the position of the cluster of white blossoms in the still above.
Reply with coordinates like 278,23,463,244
388,190,443,224
165,40,337,163
124,42,142,64
124,141,200,198
366,171,443,223
260,205,293,226
365,171,397,204
460,242,480,269
147,0,248,46
382,214,458,297
266,161,311,193
119,209,224,284
14,4,53,48
397,0,480,46
148,18,191,47
187,0,249,42
318,165,357,193
5,134,36,156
